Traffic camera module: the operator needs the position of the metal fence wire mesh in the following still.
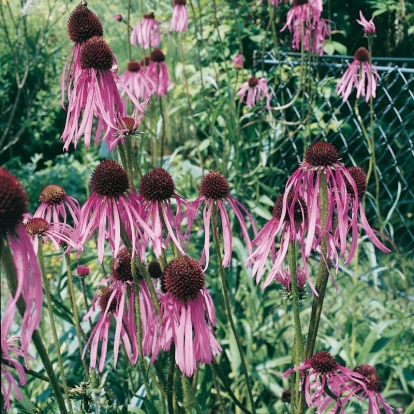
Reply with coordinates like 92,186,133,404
254,52,414,255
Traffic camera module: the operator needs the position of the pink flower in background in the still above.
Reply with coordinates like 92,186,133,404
283,351,368,409
0,168,42,353
34,184,81,227
232,54,244,70
77,160,154,262
246,193,313,291
113,14,123,22
356,10,376,36
24,216,76,254
138,168,187,258
1,299,32,411
143,257,221,377
76,265,90,277
61,4,103,109
147,48,173,96
186,170,257,269
170,0,188,32
119,60,155,101
336,47,378,103
237,77,272,108
130,11,161,49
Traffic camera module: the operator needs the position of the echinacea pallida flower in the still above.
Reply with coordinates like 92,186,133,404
283,351,368,409
186,170,257,269
130,11,161,49
143,256,221,377
237,77,272,109
146,48,173,97
170,0,188,32
119,60,155,101
356,10,376,36
336,47,378,103
77,160,154,262
1,299,33,411
0,167,42,353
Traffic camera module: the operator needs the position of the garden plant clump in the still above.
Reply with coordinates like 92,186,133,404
1,0,413,413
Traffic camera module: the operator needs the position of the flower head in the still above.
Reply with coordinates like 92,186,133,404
356,11,376,36
147,48,173,96
237,77,272,109
143,256,221,377
119,60,155,101
232,54,244,70
186,170,257,269
130,11,161,49
283,351,368,409
113,14,123,22
276,266,307,300
170,0,188,32
76,265,90,277
336,47,378,103
77,160,154,262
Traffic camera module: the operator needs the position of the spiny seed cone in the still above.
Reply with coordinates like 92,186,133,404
76,265,90,277
150,48,165,63
293,0,308,6
309,351,338,373
248,77,259,88
25,218,49,237
353,365,381,392
80,36,113,71
174,0,187,5
162,256,205,302
127,60,141,72
346,167,367,200
120,117,137,132
111,247,141,282
148,261,162,279
354,47,370,62
90,160,129,197
304,141,339,167
39,185,66,206
99,287,118,312
144,11,155,19
272,193,308,223
200,170,230,200
0,167,28,236
139,168,175,201
67,5,103,43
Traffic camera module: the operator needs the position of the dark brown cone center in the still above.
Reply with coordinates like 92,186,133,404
354,47,370,62
25,218,49,237
150,48,165,63
90,160,129,197
309,351,338,373
139,168,175,201
80,36,113,71
200,170,230,200
304,141,339,167
39,185,66,206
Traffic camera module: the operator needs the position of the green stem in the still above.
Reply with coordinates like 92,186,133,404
1,240,68,414
211,204,256,414
181,375,192,414
304,171,329,360
287,241,303,412
38,243,73,414
167,346,175,414
65,254,89,376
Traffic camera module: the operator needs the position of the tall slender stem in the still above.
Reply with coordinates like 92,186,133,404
304,171,329,359
211,204,256,414
1,239,68,414
167,346,175,414
38,243,74,414
65,254,89,376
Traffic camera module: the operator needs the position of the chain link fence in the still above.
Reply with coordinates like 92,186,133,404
254,52,414,255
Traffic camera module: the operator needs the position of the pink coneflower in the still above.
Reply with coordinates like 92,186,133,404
344,167,390,261
318,364,394,413
77,160,154,263
24,216,76,254
138,168,187,258
237,77,272,109
231,54,244,70
356,11,376,36
281,0,330,55
143,256,221,377
1,299,32,411
246,193,313,291
130,11,161,49
186,170,256,269
62,4,103,109
76,265,90,277
336,47,378,103
113,14,123,22
34,184,81,227
119,60,155,101
170,0,188,32
0,167,42,352
83,248,155,371
147,48,173,97
283,142,361,264
276,266,307,300
283,351,368,409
